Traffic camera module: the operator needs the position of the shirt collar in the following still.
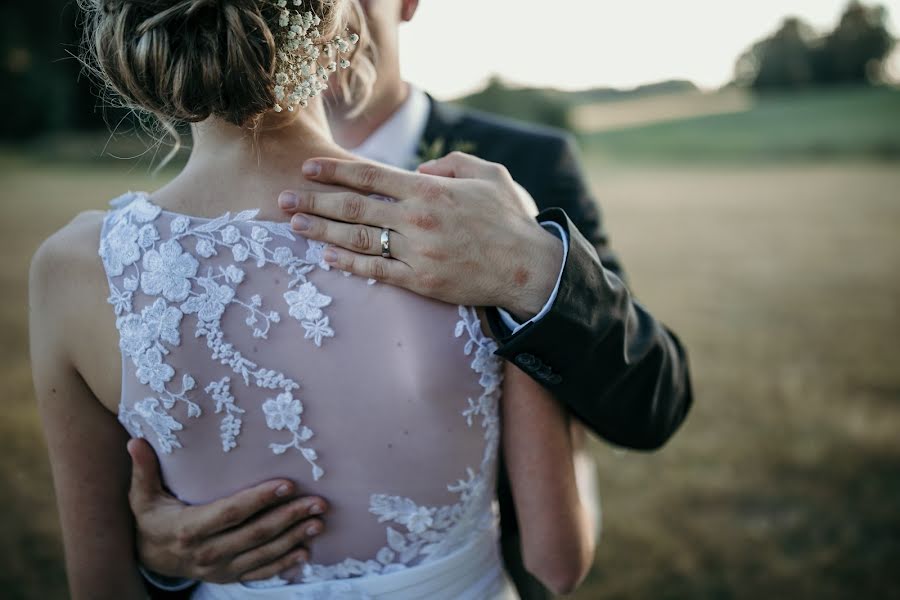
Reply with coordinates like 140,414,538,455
350,85,431,169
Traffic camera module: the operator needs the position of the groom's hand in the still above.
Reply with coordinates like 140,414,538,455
277,152,564,322
127,439,328,583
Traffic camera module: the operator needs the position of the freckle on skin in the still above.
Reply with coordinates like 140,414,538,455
513,267,530,287
387,443,393,449
51,388,56,394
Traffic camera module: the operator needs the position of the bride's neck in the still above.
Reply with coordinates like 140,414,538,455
186,99,350,175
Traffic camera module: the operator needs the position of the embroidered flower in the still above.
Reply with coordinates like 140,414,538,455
232,243,250,262
181,278,235,323
137,224,160,249
107,287,132,316
136,348,175,392
117,313,152,359
305,240,331,270
263,392,302,431
134,397,182,453
302,316,334,347
126,196,162,223
404,506,435,534
141,298,183,346
224,265,245,284
171,216,190,234
251,226,271,243
141,239,199,302
101,221,141,277
273,246,294,267
196,237,216,258
284,281,331,321
221,225,240,244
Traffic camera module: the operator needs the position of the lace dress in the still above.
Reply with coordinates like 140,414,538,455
98,192,516,598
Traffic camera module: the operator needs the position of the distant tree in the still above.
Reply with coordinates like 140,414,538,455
814,1,895,83
734,1,895,92
455,76,572,131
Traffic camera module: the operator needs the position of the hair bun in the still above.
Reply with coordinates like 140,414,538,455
87,0,277,126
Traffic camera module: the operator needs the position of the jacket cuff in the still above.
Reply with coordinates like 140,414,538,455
486,207,613,389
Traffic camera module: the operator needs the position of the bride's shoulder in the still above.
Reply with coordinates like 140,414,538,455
30,210,108,312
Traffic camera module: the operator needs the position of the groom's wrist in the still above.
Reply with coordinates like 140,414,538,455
501,221,566,322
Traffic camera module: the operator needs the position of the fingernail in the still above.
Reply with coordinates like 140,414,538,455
278,191,298,210
302,161,321,177
292,214,310,231
323,248,337,262
275,483,292,497
419,159,436,168
309,503,323,515
306,524,320,536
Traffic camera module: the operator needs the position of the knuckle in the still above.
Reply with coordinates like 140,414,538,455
249,524,274,546
414,179,448,203
299,191,316,213
448,150,466,160
219,506,242,529
420,272,445,291
370,259,388,281
357,165,380,192
350,226,372,251
175,524,197,547
195,546,221,568
341,195,364,221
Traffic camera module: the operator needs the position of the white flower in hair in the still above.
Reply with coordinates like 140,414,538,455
269,0,359,113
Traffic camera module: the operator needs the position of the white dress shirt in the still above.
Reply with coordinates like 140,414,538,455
352,85,569,334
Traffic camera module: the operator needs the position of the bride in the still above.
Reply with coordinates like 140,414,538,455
29,0,594,597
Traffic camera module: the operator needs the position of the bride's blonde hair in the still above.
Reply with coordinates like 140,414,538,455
80,0,375,156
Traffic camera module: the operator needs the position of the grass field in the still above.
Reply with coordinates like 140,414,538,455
579,86,900,163
2,151,898,598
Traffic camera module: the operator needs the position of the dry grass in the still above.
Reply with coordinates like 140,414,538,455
1,155,899,598
572,89,753,133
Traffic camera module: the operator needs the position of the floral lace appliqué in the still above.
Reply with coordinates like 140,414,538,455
101,192,340,480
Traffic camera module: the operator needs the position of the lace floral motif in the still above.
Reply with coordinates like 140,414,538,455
102,192,505,583
100,192,343,479
300,305,504,583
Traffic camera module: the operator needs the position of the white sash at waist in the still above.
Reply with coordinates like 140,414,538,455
192,526,517,600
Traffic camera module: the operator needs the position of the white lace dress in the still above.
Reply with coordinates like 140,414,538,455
99,192,517,599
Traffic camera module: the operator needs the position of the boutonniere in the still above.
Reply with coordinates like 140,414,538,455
416,137,477,165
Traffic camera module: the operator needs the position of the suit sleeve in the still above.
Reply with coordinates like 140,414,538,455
487,136,693,450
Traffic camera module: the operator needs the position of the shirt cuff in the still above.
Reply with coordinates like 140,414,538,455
139,566,196,592
497,220,569,334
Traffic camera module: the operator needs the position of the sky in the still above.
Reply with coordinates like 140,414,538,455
397,0,900,99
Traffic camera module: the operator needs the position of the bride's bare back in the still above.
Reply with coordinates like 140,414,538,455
99,191,504,582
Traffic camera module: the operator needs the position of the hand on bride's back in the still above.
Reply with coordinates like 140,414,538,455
127,439,328,583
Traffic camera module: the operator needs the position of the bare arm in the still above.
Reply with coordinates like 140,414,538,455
501,360,595,595
30,236,146,599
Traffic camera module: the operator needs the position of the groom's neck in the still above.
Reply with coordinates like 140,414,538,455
327,80,410,149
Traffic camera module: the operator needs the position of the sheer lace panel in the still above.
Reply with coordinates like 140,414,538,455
99,192,504,583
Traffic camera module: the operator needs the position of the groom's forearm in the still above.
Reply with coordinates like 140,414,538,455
487,207,693,450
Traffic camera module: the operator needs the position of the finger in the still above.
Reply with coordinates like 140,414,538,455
291,213,409,258
324,246,414,285
417,151,508,181
183,479,303,539
127,438,168,510
229,514,324,578
238,543,310,583
278,190,400,228
198,496,327,565
302,158,419,198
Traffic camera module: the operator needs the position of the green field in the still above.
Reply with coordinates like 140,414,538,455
2,87,899,598
581,86,900,163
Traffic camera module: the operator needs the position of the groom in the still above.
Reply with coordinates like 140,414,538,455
129,1,692,598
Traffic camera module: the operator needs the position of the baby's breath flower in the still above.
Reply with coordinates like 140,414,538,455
267,1,359,113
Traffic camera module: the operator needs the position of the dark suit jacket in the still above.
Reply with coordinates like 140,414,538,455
422,97,693,599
